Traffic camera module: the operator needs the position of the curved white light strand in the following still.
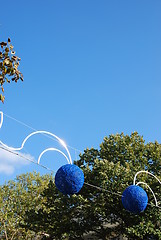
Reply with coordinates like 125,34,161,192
38,148,70,164
133,171,161,185
133,170,161,207
0,129,72,164
0,111,3,129
136,181,158,206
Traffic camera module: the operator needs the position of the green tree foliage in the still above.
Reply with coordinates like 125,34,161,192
0,132,161,239
0,38,23,102
24,132,161,239
0,172,52,239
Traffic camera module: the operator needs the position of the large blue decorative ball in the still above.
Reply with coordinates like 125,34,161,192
122,185,148,214
55,164,84,195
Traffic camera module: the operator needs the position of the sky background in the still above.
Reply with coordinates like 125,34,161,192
0,0,161,184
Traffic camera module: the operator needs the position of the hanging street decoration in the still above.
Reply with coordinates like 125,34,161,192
122,185,148,214
0,111,160,213
55,164,84,195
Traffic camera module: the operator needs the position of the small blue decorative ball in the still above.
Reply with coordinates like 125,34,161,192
122,185,148,214
55,164,84,195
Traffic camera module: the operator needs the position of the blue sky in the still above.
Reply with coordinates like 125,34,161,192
0,0,161,184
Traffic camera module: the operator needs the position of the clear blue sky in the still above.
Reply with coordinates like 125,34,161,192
0,0,161,184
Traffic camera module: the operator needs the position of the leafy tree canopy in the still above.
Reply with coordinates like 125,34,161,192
0,172,52,239
0,38,23,102
0,132,161,239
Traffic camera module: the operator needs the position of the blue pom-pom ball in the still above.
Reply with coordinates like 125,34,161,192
122,185,148,214
55,164,84,195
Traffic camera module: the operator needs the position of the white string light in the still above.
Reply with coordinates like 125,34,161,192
133,170,161,207
0,111,72,165
2,112,83,154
